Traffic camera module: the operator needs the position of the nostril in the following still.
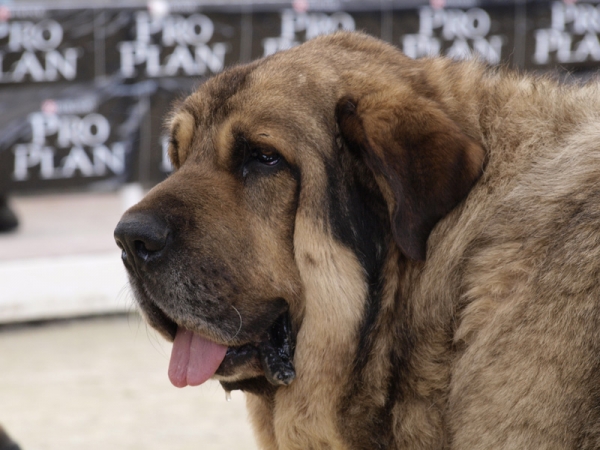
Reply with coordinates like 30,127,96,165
134,240,148,261
134,238,165,262
138,233,168,253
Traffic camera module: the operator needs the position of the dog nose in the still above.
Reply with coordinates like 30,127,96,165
114,211,170,271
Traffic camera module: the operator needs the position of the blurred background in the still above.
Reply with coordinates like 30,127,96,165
0,0,599,448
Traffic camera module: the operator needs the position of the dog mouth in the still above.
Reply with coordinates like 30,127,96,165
168,310,296,388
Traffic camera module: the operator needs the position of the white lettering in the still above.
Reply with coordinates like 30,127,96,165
79,114,111,146
134,12,162,43
11,51,45,81
29,112,111,147
262,37,297,57
265,9,354,56
419,7,491,39
119,42,227,77
12,144,57,180
118,13,226,78
534,2,600,64
92,143,126,176
534,29,564,64
134,11,215,46
144,45,162,77
195,43,227,74
405,6,503,64
0,48,80,83
573,32,600,62
163,45,196,76
402,34,441,58
61,146,94,177
30,113,59,145
472,35,504,64
44,48,79,81
5,20,63,52
551,2,600,35
118,41,150,77
14,111,126,181
162,14,214,46
446,38,473,60
280,9,355,41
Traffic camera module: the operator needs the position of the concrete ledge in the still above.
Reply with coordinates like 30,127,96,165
0,188,144,323
0,251,130,323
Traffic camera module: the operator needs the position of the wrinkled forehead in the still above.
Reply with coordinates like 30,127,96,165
166,56,339,169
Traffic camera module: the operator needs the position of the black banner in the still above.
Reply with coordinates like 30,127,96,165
252,5,382,59
0,8,96,84
110,7,243,80
392,2,516,67
0,79,152,191
526,1,600,73
1,1,599,193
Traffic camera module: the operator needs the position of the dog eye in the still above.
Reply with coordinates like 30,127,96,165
251,149,281,166
240,143,284,178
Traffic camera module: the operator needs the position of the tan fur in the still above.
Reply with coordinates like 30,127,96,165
117,32,600,449
273,217,366,449
167,110,195,168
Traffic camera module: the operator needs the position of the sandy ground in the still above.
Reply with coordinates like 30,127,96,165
0,314,259,450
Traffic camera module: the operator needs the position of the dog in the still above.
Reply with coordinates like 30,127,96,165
115,31,600,449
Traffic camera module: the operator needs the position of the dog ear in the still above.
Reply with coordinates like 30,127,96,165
336,94,485,261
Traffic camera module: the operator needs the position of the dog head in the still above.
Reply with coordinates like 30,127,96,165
114,32,484,393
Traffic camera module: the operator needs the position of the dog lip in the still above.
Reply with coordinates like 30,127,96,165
217,310,296,386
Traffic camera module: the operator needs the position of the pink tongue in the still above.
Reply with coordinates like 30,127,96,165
168,327,228,388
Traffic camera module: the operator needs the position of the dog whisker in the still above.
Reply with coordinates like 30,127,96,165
230,304,243,341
